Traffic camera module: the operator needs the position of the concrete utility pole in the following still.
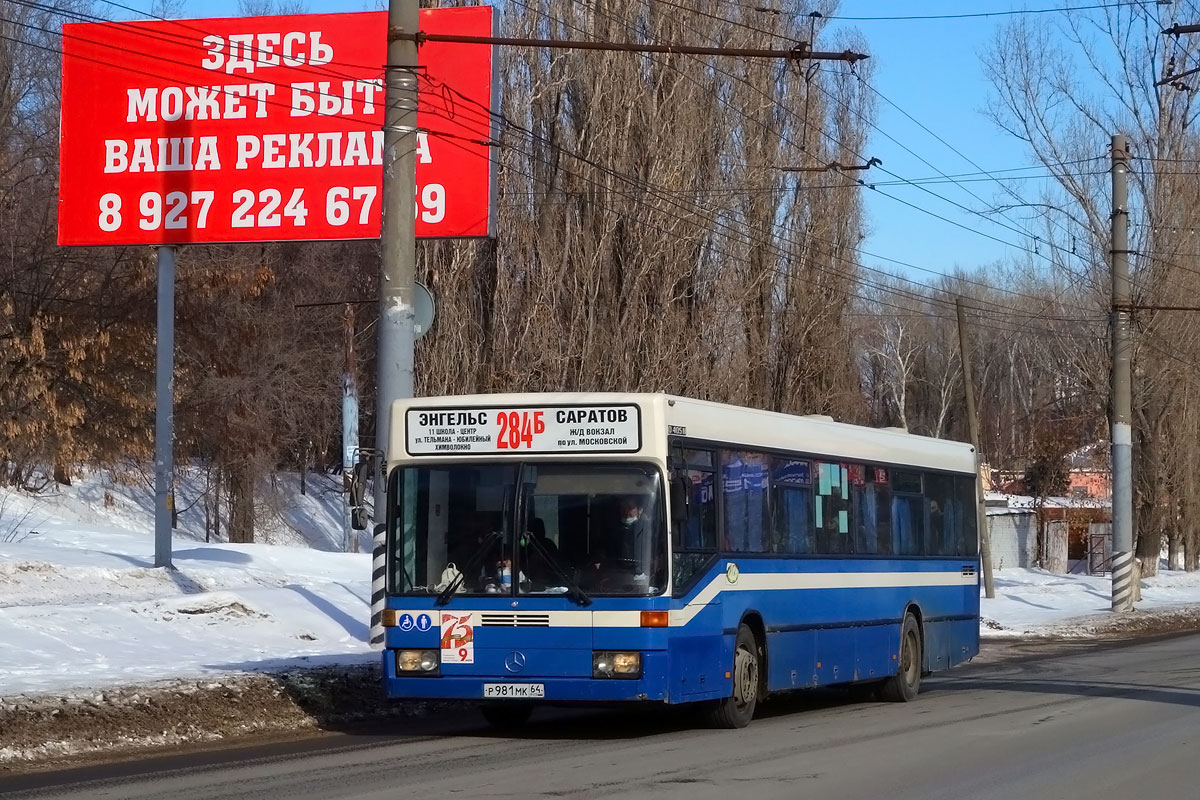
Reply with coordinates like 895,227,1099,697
956,298,995,599
154,245,175,569
1110,133,1135,612
372,0,420,648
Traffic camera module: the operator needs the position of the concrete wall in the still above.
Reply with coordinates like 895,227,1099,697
988,512,1036,570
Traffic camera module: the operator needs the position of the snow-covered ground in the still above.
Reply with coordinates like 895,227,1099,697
0,468,376,697
982,567,1200,638
2,470,1199,698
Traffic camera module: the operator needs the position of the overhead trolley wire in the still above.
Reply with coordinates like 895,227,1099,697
821,1,1151,21
502,0,1086,310
419,70,1106,330
6,1,1107,336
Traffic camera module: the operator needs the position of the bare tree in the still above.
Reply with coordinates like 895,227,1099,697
984,2,1200,573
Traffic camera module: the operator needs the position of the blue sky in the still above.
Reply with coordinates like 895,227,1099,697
829,1,1038,284
105,0,1074,283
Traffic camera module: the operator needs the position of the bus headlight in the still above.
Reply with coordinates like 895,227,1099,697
396,649,440,675
593,651,641,679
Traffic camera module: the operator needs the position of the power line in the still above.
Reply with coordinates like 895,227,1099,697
805,76,1069,265
396,30,866,62
1,6,504,159
616,1,1081,275
12,0,1113,292
0,9,383,129
421,72,1105,330
0,39,1059,326
9,0,381,77
410,6,1111,323
842,67,1101,254
650,0,809,44
423,100,1055,330
420,70,1066,315
7,1,1106,336
822,1,1152,22
542,1,1083,300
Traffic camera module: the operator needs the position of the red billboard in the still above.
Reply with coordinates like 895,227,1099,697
58,8,496,245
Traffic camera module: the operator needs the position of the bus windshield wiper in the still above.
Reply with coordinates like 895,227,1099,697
436,529,503,606
523,530,592,607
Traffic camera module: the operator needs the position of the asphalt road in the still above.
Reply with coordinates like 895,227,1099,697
5,634,1200,800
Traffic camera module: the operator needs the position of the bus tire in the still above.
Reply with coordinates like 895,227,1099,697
480,703,534,731
706,623,760,729
880,613,922,702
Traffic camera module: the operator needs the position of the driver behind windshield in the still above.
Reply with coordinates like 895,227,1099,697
580,494,667,593
590,495,648,567
616,495,648,560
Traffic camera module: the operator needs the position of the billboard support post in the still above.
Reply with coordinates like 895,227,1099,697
154,244,176,569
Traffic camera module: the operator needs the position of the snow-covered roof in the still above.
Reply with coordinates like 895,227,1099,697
984,491,1110,512
1065,441,1111,469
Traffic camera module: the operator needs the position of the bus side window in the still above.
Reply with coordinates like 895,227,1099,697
672,460,718,595
853,471,878,555
957,475,979,556
720,450,769,553
925,473,957,556
814,462,852,555
771,457,812,554
892,470,924,555
873,468,894,555
684,468,717,549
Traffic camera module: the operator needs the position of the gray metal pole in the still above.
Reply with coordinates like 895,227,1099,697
343,305,359,554
956,297,995,599
371,0,419,648
1110,133,1135,612
154,245,176,569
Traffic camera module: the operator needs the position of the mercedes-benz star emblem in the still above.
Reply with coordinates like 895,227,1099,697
504,651,527,673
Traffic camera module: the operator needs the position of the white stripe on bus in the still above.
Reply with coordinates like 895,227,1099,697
393,566,976,630
668,565,977,627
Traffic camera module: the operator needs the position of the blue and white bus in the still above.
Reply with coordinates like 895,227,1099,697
381,393,979,728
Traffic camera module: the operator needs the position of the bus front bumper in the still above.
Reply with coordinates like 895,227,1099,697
383,650,671,703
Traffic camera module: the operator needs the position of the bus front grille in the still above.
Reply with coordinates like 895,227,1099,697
479,613,551,627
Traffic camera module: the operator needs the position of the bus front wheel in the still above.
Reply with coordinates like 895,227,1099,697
480,703,534,731
880,613,922,702
706,623,761,729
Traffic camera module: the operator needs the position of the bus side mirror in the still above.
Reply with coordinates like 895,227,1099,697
669,473,689,526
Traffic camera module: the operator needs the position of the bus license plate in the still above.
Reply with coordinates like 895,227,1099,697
483,683,545,699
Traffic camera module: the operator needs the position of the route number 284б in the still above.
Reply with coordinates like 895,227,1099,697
496,411,545,449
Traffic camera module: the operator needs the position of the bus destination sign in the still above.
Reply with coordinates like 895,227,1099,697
406,405,642,455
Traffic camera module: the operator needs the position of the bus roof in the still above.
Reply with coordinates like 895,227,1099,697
391,393,976,475
662,394,975,474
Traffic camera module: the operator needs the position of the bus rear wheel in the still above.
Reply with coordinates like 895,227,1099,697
706,623,761,729
480,703,534,731
879,612,922,702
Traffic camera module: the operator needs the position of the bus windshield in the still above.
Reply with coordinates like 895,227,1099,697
387,462,667,598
